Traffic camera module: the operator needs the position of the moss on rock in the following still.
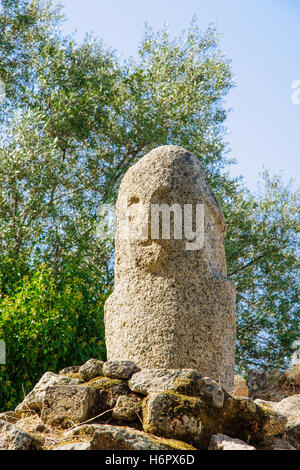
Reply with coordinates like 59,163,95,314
143,390,287,449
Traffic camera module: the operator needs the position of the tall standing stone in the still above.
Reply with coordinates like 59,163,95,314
104,145,236,391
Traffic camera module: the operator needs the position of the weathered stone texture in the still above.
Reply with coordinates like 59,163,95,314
78,358,104,382
15,372,80,413
128,368,203,396
105,145,236,390
0,420,41,450
83,377,131,411
143,390,287,449
255,394,300,446
40,385,99,428
208,434,255,450
3,361,296,450
103,361,140,380
69,423,196,450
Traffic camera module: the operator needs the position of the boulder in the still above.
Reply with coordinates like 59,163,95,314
129,369,224,408
78,358,104,382
273,394,300,444
197,377,224,408
83,377,131,411
15,372,80,413
208,434,255,450
112,396,142,423
143,392,203,447
128,368,203,396
257,437,296,450
0,420,41,450
69,424,196,450
256,394,300,446
143,390,287,449
103,361,140,380
247,369,300,401
40,385,99,428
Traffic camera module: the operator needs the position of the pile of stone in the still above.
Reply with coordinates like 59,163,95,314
0,359,299,450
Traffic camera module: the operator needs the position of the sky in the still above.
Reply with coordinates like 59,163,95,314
56,0,300,190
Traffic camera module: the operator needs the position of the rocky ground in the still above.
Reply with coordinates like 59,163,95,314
0,359,299,450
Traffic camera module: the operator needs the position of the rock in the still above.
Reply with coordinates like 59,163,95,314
59,366,80,375
232,375,249,398
129,369,223,408
0,420,41,450
257,437,296,450
112,396,142,423
40,385,99,428
143,391,287,449
52,441,91,450
103,361,140,380
253,400,287,438
69,424,196,450
84,377,131,411
0,411,19,424
208,434,255,450
78,358,104,382
256,394,300,446
197,377,224,408
104,145,236,391
16,372,80,413
247,369,300,401
273,395,300,444
143,392,203,447
129,368,202,395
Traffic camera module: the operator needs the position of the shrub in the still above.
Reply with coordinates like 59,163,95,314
0,262,108,411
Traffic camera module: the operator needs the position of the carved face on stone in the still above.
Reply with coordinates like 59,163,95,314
119,183,187,273
115,145,227,277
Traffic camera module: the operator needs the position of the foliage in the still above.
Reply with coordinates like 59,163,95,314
224,173,299,372
0,0,63,114
0,261,108,410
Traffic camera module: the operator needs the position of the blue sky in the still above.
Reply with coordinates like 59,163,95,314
57,0,300,190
